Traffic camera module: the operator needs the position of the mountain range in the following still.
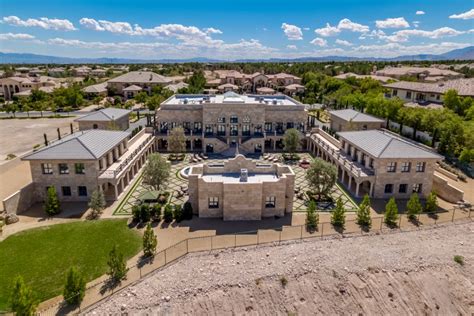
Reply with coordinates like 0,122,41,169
0,46,473,64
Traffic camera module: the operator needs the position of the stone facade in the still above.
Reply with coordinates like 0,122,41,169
155,93,307,154
187,155,295,220
330,115,384,132
77,115,130,131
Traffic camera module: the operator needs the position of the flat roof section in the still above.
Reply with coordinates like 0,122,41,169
202,172,278,183
162,92,301,106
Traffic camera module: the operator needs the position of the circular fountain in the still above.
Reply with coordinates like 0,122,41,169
179,166,192,179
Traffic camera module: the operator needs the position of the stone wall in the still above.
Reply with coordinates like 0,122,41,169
78,116,129,131
432,174,464,203
330,116,384,132
2,182,36,214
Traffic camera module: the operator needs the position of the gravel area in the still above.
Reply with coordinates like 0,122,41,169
86,222,474,315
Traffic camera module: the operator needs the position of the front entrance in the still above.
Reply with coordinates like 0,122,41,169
206,144,214,153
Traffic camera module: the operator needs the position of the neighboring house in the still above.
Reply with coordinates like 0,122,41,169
107,71,173,95
334,72,394,83
155,92,307,154
75,108,131,131
82,82,108,98
383,78,474,104
90,68,107,77
0,76,61,100
73,66,92,77
164,82,189,93
329,109,385,132
188,154,295,220
375,66,463,82
22,129,156,202
48,67,66,77
308,128,442,199
122,84,143,99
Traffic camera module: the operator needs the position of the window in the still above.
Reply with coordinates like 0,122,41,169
369,158,374,169
194,122,202,133
242,124,250,136
386,162,396,173
436,95,440,100
413,183,422,193
264,122,272,132
59,163,69,174
208,197,219,208
286,122,294,129
230,115,238,123
399,184,408,193
78,186,88,197
217,117,225,123
384,184,394,194
217,124,226,136
406,91,412,99
265,196,276,208
75,163,85,174
62,186,71,196
401,162,411,173
242,116,250,123
41,163,53,174
230,124,238,136
93,124,98,129
392,89,398,96
415,162,425,172
205,124,213,135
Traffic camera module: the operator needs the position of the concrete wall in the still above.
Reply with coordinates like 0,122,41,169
330,116,384,132
433,174,464,203
2,182,35,214
78,115,129,131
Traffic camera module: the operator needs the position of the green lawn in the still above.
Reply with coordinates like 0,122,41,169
0,219,142,311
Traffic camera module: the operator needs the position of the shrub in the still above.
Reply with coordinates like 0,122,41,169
88,189,106,219
183,202,193,220
453,255,464,266
44,186,61,216
139,204,151,222
132,205,140,222
163,204,173,223
305,200,319,232
150,204,162,221
331,198,345,229
9,276,38,316
384,197,399,227
173,204,183,222
107,244,128,282
406,193,422,221
63,266,86,305
425,191,438,214
143,223,157,257
280,276,288,287
356,194,372,228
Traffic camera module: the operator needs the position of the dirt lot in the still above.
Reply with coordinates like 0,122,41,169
0,117,77,163
85,222,474,315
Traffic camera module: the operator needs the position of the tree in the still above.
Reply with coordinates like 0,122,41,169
182,202,193,220
88,189,106,219
63,266,86,305
356,194,372,228
444,89,461,114
142,223,157,257
425,191,438,214
9,276,38,316
406,193,422,221
331,198,345,229
384,197,399,227
142,153,170,191
173,204,183,222
134,91,148,104
106,245,128,282
44,186,61,216
305,200,319,232
305,159,337,201
186,70,206,93
168,127,186,153
146,95,163,111
283,128,300,157
459,148,474,164
163,204,174,223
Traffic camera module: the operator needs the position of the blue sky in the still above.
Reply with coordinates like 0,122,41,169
0,0,473,60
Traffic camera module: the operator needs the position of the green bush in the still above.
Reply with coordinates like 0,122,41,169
183,202,193,220
173,204,183,222
163,205,173,223
150,204,162,221
453,255,464,266
406,193,422,221
63,267,85,305
143,223,157,257
356,194,372,228
305,200,319,232
131,205,140,222
331,198,345,229
384,197,399,227
44,186,61,216
139,204,151,222
106,244,128,282
9,276,38,316
425,191,438,214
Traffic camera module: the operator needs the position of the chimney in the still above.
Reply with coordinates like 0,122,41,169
240,168,248,182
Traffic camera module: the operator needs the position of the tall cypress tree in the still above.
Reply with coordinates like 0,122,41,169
331,198,346,229
44,186,61,216
143,223,158,257
10,276,38,316
356,194,372,228
384,197,399,227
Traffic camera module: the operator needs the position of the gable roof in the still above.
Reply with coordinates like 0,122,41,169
82,82,107,93
22,130,130,160
330,109,384,123
123,84,143,91
337,130,442,159
75,108,131,122
108,71,172,84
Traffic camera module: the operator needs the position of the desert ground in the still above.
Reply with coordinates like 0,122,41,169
85,221,473,316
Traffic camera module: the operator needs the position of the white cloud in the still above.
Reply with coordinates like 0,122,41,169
394,27,465,40
337,18,370,33
416,11,425,15
314,23,340,37
0,32,35,40
375,17,410,29
335,39,352,46
203,27,223,35
310,37,327,47
2,16,76,31
79,18,134,34
449,9,474,20
286,45,297,50
281,23,303,40
351,42,471,58
303,27,310,31
413,21,420,28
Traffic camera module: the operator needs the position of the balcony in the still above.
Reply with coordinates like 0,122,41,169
99,133,154,180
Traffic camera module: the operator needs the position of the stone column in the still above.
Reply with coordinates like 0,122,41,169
355,182,360,197
348,176,352,192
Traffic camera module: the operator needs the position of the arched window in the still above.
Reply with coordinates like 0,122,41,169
93,124,98,129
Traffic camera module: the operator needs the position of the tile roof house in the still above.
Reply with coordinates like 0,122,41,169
75,108,131,131
329,109,385,132
107,71,173,96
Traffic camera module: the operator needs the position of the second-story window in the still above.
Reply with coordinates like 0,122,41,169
194,122,202,132
208,197,219,208
386,162,396,173
415,162,426,172
217,117,225,123
413,183,423,193
264,122,272,132
230,115,238,123
42,163,53,174
242,124,250,136
265,196,276,208
59,163,69,175
205,124,213,135
401,162,411,173
75,163,85,174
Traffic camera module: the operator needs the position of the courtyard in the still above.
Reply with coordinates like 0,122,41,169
113,153,358,219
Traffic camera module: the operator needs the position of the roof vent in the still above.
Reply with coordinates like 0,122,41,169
183,99,188,104
240,168,248,182
272,99,277,105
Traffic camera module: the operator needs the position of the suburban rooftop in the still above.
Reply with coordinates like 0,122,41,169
329,109,385,123
337,130,443,159
162,91,301,106
108,71,173,84
74,108,131,122
22,130,130,160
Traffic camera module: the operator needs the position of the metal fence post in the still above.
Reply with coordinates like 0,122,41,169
380,217,383,231
186,239,189,253
211,235,213,250
399,214,402,229
300,225,303,239
321,222,324,238
164,249,167,264
234,234,237,248
452,208,456,222
257,231,259,245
